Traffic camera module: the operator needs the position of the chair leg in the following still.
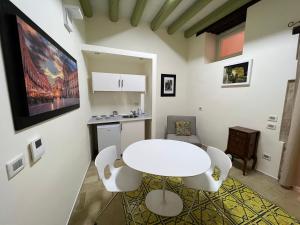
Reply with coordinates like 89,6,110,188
94,192,119,225
252,156,257,170
243,159,248,176
184,190,198,223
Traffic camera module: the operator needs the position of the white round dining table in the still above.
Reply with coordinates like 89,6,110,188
123,139,211,217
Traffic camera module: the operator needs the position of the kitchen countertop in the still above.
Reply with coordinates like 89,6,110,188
87,114,152,125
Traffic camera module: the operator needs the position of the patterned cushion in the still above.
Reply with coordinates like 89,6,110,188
175,121,192,136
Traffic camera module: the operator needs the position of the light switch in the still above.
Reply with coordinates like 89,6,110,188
6,153,25,179
268,115,278,122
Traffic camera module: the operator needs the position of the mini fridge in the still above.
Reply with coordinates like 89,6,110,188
97,123,121,158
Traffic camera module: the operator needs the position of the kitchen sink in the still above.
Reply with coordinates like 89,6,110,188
122,115,138,118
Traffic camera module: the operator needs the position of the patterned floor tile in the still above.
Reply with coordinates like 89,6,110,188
122,174,300,225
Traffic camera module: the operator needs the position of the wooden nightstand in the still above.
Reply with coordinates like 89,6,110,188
225,126,260,175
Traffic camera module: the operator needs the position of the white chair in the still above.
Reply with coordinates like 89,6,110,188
94,145,142,225
183,146,232,220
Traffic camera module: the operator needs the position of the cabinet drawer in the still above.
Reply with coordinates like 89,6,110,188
227,132,248,157
230,130,248,139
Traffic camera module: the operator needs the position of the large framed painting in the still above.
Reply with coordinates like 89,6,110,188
161,74,176,97
0,0,80,130
222,59,253,87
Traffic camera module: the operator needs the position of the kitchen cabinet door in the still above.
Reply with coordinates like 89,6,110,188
92,72,121,92
121,74,145,92
121,121,145,153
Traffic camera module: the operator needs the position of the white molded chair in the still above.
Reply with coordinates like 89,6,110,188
94,145,142,225
183,146,232,220
184,146,232,192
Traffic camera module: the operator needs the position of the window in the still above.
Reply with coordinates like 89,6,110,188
216,24,245,60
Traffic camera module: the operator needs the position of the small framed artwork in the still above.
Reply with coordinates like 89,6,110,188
222,59,253,87
161,74,176,97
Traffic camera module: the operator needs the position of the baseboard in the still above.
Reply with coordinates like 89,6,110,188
65,161,91,225
255,168,278,180
294,186,300,193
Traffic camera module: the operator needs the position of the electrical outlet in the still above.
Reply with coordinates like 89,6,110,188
262,153,271,161
266,123,276,130
268,115,278,122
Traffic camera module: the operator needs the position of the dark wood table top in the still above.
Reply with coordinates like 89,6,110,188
230,126,260,133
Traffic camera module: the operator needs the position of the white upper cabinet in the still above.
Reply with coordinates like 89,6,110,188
121,74,145,92
92,72,145,93
92,72,121,92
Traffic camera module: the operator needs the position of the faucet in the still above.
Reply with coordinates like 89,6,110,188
137,107,142,115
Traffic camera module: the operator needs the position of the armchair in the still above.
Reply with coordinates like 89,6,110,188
166,115,201,146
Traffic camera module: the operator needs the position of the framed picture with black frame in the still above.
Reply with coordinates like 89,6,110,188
161,74,176,97
0,0,80,131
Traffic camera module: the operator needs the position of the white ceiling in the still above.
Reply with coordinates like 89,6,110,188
90,0,229,32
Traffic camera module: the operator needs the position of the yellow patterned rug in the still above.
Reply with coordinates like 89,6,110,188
121,174,300,225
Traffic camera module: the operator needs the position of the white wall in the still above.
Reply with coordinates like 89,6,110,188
187,0,300,178
85,15,189,138
0,1,91,225
1,1,299,225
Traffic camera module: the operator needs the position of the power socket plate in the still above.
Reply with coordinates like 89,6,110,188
266,123,276,130
263,153,271,161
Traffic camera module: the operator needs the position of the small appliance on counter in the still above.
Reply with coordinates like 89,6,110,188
94,113,119,120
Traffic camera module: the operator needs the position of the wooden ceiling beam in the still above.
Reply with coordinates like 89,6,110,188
184,0,254,38
151,0,182,31
131,0,148,27
79,0,93,18
167,0,212,35
293,26,300,35
109,0,120,22
196,0,260,36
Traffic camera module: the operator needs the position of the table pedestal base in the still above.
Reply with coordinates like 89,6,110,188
145,190,183,217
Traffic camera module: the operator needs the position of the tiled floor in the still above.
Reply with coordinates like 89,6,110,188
68,161,126,225
68,161,300,225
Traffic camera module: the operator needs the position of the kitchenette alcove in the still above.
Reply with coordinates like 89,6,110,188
82,44,157,159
